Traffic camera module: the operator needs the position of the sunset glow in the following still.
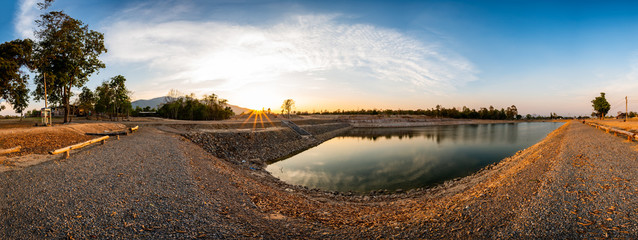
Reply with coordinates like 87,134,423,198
3,0,638,116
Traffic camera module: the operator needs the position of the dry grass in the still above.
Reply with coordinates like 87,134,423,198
589,119,638,132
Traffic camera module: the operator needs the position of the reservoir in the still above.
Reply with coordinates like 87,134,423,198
266,122,564,193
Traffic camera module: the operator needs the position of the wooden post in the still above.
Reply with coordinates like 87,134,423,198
65,151,70,159
626,96,628,122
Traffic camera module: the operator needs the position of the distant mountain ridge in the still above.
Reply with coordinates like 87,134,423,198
131,96,250,115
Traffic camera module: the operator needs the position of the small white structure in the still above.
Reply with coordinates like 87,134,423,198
41,107,52,126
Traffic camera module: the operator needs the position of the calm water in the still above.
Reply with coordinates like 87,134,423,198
266,122,563,193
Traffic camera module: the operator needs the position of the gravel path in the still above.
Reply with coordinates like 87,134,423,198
0,127,292,239
2,121,638,239
509,122,638,237
418,121,638,238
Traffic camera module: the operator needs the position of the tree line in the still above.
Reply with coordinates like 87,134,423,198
156,90,234,120
298,105,523,120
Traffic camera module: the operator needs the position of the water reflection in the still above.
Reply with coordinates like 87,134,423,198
267,122,563,193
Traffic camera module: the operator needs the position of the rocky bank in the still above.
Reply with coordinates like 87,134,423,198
183,123,351,166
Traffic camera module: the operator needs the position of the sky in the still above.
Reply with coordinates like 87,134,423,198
3,0,638,116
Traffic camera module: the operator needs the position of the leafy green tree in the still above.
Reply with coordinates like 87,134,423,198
157,92,233,121
110,75,131,120
0,39,33,116
76,87,95,114
31,11,106,123
506,105,518,120
281,99,295,118
591,92,610,119
94,81,113,119
94,75,131,120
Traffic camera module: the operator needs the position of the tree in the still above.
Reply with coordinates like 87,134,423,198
94,81,113,119
31,11,106,123
110,75,131,120
76,86,95,115
0,39,33,117
591,92,610,120
157,91,233,120
281,99,295,118
94,75,131,120
506,105,518,120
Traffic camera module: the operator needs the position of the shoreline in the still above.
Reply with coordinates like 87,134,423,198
3,119,637,238
186,120,638,237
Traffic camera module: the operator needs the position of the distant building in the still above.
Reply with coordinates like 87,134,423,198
616,113,627,119
51,105,81,117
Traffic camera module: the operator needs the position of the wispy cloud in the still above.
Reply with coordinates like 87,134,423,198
103,9,478,101
14,0,38,39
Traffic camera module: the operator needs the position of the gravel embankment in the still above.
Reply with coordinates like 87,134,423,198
2,121,638,239
506,122,638,238
0,127,302,239
183,123,350,164
414,121,638,238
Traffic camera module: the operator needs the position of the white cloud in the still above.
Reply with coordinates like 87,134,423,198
103,12,477,99
15,0,38,39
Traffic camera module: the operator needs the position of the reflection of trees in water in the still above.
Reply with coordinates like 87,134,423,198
342,123,520,144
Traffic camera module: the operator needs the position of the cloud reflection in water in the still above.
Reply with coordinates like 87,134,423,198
267,122,563,193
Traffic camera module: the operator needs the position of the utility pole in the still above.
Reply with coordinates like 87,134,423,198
626,96,628,122
44,73,48,108
43,72,51,126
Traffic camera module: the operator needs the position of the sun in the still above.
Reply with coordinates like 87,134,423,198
233,89,282,111
241,109,276,130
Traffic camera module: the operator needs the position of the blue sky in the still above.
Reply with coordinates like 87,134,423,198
3,0,638,116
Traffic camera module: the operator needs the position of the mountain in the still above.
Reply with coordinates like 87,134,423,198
131,96,250,115
131,97,165,110
227,105,251,115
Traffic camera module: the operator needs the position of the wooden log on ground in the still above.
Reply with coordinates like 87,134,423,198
50,136,109,158
0,146,21,155
86,130,128,136
586,122,637,141
129,125,139,133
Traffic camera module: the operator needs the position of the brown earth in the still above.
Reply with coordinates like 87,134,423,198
589,118,638,132
186,120,638,238
0,123,127,157
2,118,638,238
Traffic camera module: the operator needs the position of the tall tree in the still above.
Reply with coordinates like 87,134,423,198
0,39,33,116
94,75,131,121
591,92,610,120
505,105,518,120
110,75,131,120
75,86,95,115
281,99,295,118
32,11,106,123
94,80,113,119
